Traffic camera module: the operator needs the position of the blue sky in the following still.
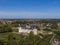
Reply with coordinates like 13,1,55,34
0,0,60,19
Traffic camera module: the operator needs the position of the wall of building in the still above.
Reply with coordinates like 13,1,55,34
19,27,37,35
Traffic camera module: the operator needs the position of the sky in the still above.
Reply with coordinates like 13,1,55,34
0,0,60,19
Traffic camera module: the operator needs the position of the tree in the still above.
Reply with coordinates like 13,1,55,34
0,25,12,33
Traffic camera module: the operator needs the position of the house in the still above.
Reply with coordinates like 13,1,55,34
1,20,12,24
50,34,59,45
57,23,60,28
18,27,37,35
46,23,52,27
51,38,59,45
18,24,37,35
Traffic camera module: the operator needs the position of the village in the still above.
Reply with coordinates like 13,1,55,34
0,19,60,45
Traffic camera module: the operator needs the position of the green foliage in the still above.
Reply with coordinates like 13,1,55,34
53,31,60,39
0,32,53,45
0,25,12,33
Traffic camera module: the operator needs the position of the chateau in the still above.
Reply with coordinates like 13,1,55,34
18,24,37,35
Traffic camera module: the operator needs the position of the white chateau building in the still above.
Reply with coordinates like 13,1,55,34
18,24,37,35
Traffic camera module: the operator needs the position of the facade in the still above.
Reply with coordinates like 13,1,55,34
18,27,37,35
